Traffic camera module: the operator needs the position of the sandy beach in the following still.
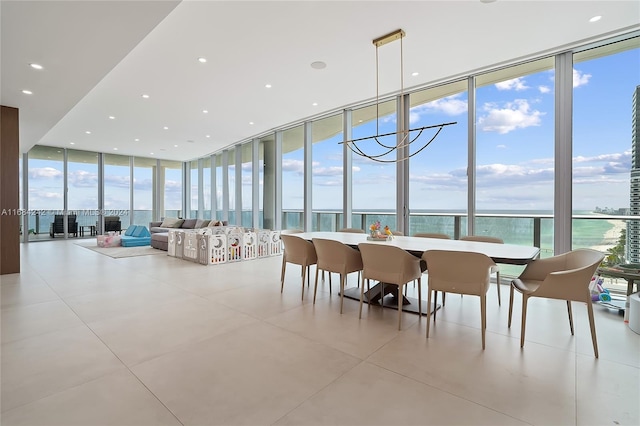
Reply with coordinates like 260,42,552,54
590,219,625,253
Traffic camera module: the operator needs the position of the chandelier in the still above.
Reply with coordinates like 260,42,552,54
341,29,456,163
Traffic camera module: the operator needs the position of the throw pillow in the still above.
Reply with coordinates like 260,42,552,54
160,217,181,228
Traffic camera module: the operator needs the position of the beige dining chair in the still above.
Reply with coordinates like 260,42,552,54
312,238,363,313
358,243,423,330
460,235,504,306
508,248,605,357
338,228,365,233
280,234,318,300
422,250,496,349
413,233,451,239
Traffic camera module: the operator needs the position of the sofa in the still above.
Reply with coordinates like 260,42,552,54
150,218,228,250
120,225,151,247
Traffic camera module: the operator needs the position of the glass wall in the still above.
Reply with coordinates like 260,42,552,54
572,38,640,263
133,156,154,225
282,125,304,229
475,58,555,259
312,113,343,231
241,143,253,227
351,99,397,230
260,135,274,229
227,147,236,224
104,153,131,229
67,149,99,234
202,156,212,219
190,159,198,218
161,160,182,219
27,146,64,240
408,81,468,237
215,155,223,220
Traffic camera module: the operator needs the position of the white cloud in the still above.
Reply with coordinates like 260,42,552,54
29,167,62,179
573,69,591,88
282,158,304,174
538,85,551,94
495,77,529,91
477,99,544,134
68,170,97,188
496,144,507,149
313,166,343,177
409,94,467,124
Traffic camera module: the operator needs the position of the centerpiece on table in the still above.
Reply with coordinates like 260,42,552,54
368,221,393,241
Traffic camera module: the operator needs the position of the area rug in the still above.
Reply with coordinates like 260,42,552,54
75,242,166,259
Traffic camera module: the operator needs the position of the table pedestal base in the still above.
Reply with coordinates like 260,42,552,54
341,285,440,316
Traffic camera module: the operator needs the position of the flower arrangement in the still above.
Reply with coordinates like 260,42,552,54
369,221,393,240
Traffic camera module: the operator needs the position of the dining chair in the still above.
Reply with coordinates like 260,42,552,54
422,250,496,349
312,238,363,313
460,235,504,306
413,233,450,239
338,228,365,233
280,234,318,300
508,248,605,357
390,230,404,236
358,243,423,330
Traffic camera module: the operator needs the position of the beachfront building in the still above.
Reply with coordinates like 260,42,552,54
630,85,640,262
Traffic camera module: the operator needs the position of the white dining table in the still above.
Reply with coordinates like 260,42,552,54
290,231,541,315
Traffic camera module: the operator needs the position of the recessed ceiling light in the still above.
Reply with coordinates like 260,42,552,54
85,131,91,134
29,63,43,70
411,72,419,76
198,57,207,63
311,61,326,69
69,142,75,145
202,109,208,114
134,138,140,142
265,84,272,88
142,94,150,99
21,89,33,95
163,126,169,130
249,122,254,125
205,135,210,138
174,144,178,148
150,152,154,155
108,116,115,120
589,15,602,22
113,148,118,151
312,102,318,106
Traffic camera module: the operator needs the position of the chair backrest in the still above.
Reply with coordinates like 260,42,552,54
413,233,451,239
105,216,120,223
460,235,504,244
358,243,422,286
338,228,365,234
312,238,362,274
281,234,317,266
390,230,404,236
422,250,495,295
281,229,304,235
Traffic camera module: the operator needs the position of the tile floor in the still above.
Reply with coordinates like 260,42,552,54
1,240,638,425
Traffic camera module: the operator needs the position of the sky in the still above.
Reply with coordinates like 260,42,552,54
25,46,639,216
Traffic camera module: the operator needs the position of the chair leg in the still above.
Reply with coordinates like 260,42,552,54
397,284,403,330
313,267,320,304
442,291,446,307
520,295,529,348
328,272,332,294
417,278,422,317
508,285,514,328
340,274,345,314
301,265,307,300
281,258,287,293
481,294,487,350
586,300,599,358
359,274,366,319
426,290,433,338
496,271,501,306
566,301,574,335
433,290,438,324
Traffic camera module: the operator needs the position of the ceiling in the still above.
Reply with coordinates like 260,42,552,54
2,0,639,161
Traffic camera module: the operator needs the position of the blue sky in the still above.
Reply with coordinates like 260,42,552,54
26,47,639,215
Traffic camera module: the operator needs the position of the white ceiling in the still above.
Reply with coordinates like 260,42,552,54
2,0,639,161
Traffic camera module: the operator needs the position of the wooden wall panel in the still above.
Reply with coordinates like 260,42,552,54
1,105,20,274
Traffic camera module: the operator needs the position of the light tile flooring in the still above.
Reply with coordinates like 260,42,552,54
1,241,639,426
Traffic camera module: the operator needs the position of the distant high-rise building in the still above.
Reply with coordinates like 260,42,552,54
628,86,640,262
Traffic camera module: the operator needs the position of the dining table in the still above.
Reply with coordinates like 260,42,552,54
290,231,541,315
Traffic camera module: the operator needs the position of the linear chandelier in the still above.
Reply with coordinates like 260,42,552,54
340,29,456,163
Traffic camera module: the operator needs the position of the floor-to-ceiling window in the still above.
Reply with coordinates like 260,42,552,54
259,135,274,229
312,113,343,231
408,81,468,237
67,149,99,233
215,155,223,220
282,125,304,229
161,160,183,219
351,99,397,231
104,153,131,229
133,156,154,224
475,58,555,263
190,160,198,218
202,156,212,219
241,143,252,227
226,147,236,224
27,146,64,240
572,38,640,265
